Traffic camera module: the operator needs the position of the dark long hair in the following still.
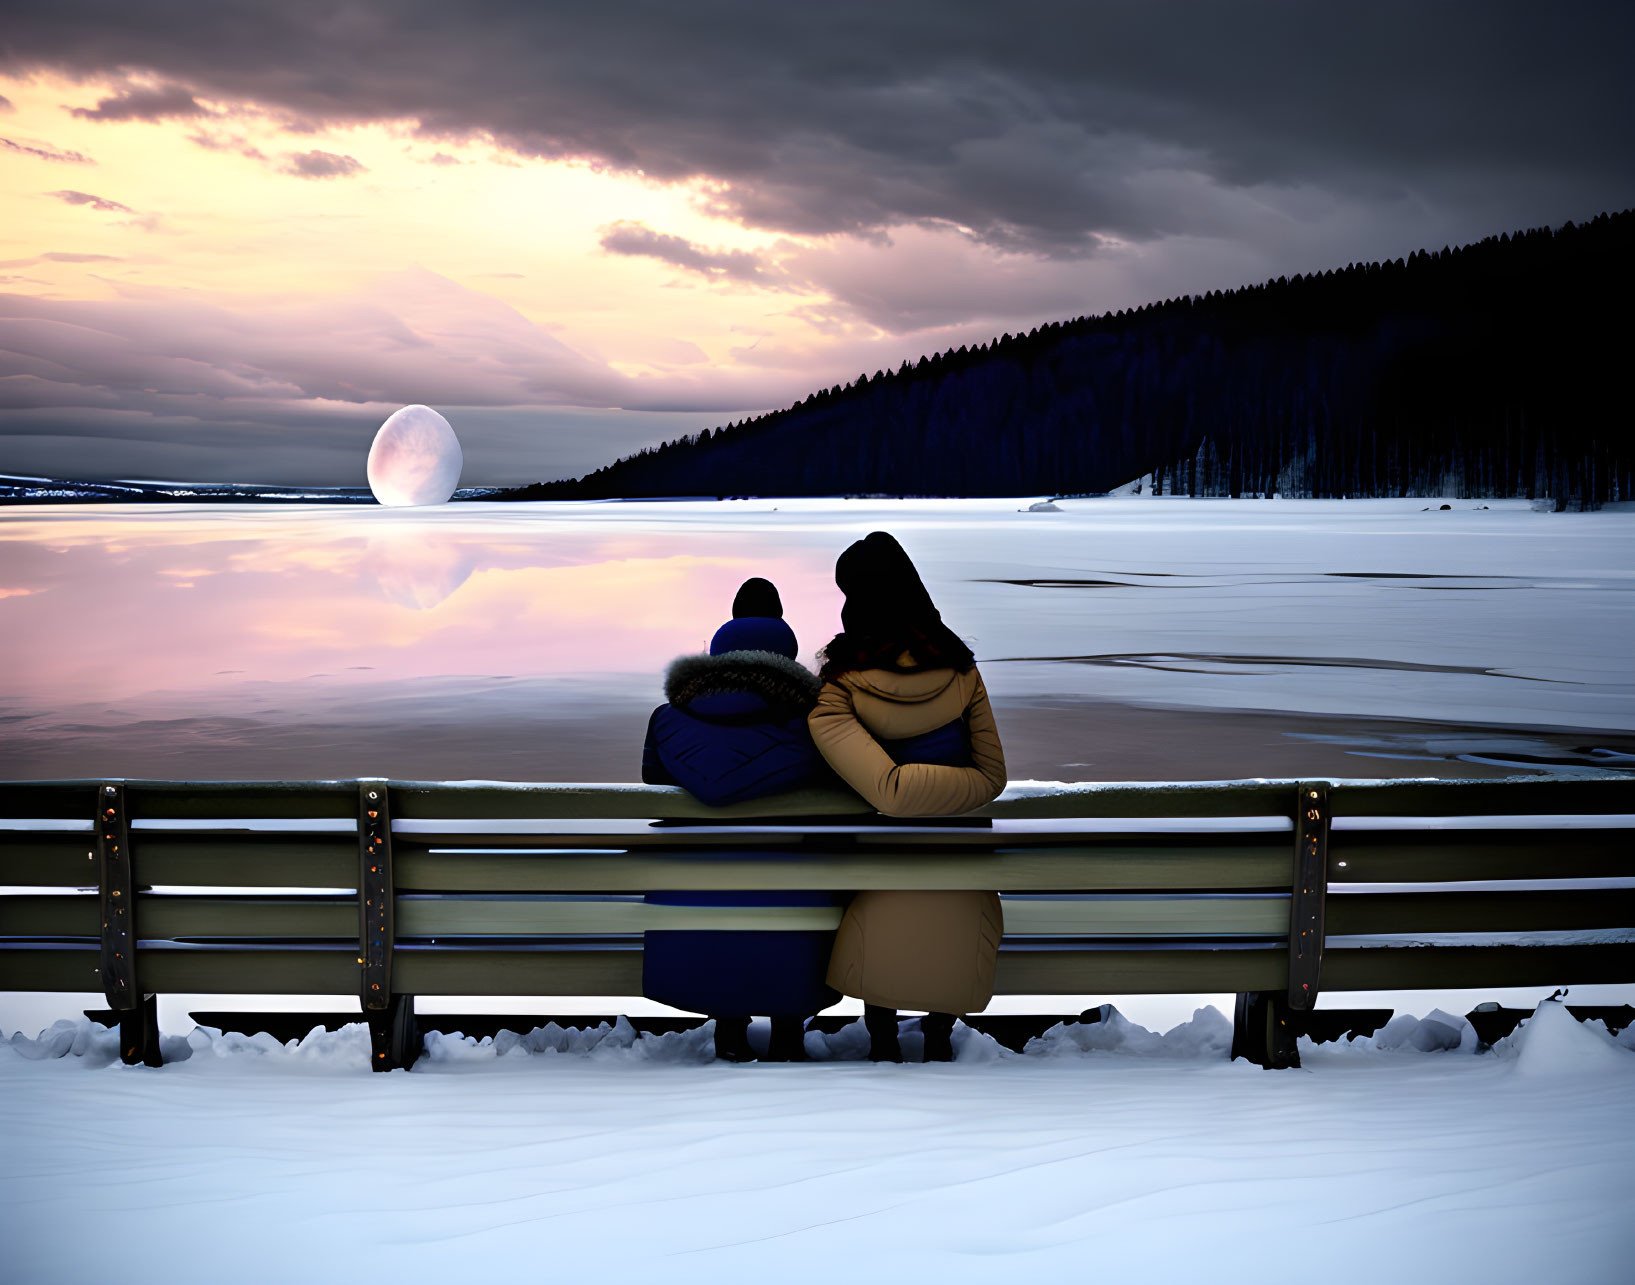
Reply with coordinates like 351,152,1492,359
818,621,975,682
818,530,976,681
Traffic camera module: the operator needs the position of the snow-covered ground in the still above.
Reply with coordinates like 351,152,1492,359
3,1001,1632,1283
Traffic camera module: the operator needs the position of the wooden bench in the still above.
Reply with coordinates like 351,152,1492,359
3,776,1631,1070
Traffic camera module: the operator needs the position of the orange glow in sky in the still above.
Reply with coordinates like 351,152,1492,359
0,71,818,373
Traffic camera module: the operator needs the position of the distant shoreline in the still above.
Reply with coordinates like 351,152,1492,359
0,478,1616,510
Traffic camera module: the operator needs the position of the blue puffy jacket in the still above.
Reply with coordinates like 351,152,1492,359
641,649,826,807
640,647,843,1016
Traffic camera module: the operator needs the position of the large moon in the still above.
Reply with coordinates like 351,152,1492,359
367,405,463,506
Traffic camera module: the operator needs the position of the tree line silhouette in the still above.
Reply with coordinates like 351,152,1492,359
503,210,1632,509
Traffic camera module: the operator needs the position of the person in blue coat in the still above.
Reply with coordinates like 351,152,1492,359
642,578,822,806
641,577,842,1061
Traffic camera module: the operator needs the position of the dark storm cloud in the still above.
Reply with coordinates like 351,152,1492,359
48,189,133,213
599,221,782,285
278,149,365,178
1,136,93,163
2,2,1631,255
68,82,210,121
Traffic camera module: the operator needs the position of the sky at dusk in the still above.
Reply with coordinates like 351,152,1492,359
1,2,1632,487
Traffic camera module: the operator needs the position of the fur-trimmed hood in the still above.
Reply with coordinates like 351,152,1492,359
664,649,822,719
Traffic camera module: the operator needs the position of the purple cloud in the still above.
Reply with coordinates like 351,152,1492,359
49,189,133,213
1,136,93,164
69,83,210,122
278,149,365,179
0,269,631,415
0,253,125,267
188,129,268,161
599,221,783,286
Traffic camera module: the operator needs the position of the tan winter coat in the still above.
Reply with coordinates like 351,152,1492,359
807,664,1006,817
809,661,1006,1013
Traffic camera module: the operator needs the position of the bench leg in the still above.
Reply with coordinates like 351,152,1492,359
367,994,421,1072
118,994,163,1068
1232,991,1300,1070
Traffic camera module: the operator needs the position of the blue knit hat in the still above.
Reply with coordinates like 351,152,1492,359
710,615,798,659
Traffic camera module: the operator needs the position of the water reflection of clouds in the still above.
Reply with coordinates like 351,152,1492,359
0,510,840,708
6,500,1635,780
364,532,477,609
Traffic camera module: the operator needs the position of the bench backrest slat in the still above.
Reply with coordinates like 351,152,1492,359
111,783,358,820
131,837,359,889
3,836,99,887
1328,778,1635,816
391,842,1295,893
1327,831,1632,883
1327,888,1635,936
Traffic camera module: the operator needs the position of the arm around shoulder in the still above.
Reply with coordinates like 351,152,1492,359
808,680,1003,818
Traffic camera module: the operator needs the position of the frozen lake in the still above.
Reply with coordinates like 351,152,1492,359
2,495,1633,781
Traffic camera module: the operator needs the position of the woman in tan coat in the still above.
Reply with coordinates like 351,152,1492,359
808,532,1007,1061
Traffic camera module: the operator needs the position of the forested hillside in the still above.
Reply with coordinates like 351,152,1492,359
507,211,1632,509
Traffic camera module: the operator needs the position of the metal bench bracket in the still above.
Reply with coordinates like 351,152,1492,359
1288,782,1330,1010
96,782,161,1066
96,782,136,1004
359,781,393,1013
359,782,418,1069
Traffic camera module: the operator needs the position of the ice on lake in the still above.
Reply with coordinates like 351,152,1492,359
2,495,1632,781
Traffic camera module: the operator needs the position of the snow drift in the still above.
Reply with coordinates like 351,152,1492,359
3,1001,1631,1284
